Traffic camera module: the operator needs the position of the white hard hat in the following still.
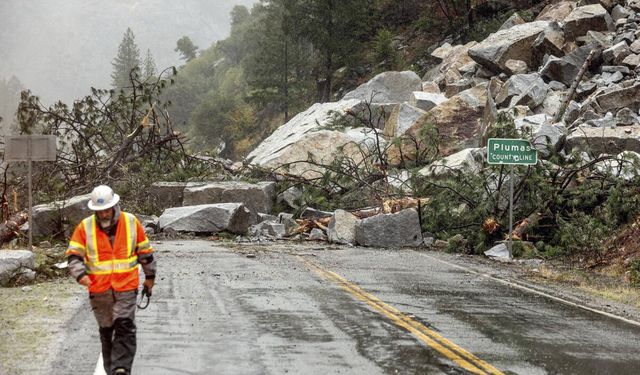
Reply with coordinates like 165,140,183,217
87,185,120,211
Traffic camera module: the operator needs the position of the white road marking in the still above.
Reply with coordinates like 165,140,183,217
94,353,107,375
423,253,640,328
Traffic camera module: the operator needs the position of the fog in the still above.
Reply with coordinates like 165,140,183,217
0,0,256,104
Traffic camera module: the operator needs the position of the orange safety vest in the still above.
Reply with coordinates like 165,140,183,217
66,212,153,293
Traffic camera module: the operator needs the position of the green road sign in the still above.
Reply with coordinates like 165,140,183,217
487,138,538,165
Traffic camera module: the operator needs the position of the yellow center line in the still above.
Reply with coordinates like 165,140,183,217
298,256,504,375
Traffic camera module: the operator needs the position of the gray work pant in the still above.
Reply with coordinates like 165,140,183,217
90,290,137,374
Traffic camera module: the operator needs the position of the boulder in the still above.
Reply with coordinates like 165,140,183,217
468,21,550,73
327,209,359,245
602,41,631,65
445,78,476,97
622,53,640,68
409,91,447,112
308,228,327,241
0,250,35,287
246,99,384,178
529,123,568,157
249,221,286,238
342,71,422,103
418,148,485,177
158,203,253,234
536,89,565,118
148,182,192,211
562,4,614,41
531,22,566,67
277,186,304,210
495,73,548,109
355,209,422,248
616,108,638,125
565,125,640,155
424,42,478,83
387,84,486,164
536,1,577,22
31,194,92,238
540,43,600,86
611,4,632,22
182,181,275,216
383,103,427,137
499,13,526,31
594,83,640,112
504,59,529,75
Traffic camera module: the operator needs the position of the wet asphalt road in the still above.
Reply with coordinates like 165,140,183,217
52,240,640,374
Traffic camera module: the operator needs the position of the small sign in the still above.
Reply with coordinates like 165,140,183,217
4,135,57,162
487,138,537,166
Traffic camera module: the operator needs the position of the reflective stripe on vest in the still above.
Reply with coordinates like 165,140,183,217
83,213,138,275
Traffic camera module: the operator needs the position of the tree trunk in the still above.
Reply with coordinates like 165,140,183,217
0,211,28,246
512,212,541,241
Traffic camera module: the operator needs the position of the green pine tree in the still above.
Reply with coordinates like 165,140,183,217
243,0,312,122
299,0,373,102
111,27,142,90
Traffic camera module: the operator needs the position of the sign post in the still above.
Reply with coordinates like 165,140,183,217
4,135,57,251
487,138,537,259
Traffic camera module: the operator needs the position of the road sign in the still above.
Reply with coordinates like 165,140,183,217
3,135,57,252
487,138,537,166
4,135,57,162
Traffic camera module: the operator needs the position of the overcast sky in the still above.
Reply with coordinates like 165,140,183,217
0,0,256,104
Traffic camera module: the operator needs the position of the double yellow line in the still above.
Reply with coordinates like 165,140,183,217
299,257,504,375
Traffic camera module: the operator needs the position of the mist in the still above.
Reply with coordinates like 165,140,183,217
0,0,256,105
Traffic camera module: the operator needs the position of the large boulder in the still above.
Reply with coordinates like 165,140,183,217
31,194,92,238
355,208,422,248
495,73,548,109
424,42,478,88
147,182,194,212
594,83,640,112
531,22,566,67
158,203,253,234
562,4,614,41
418,148,485,177
409,91,447,112
565,125,640,155
327,209,359,245
0,250,35,287
536,1,577,22
529,123,568,157
540,43,601,86
383,103,427,137
341,71,422,103
387,84,486,164
246,99,384,178
182,181,276,215
468,21,550,73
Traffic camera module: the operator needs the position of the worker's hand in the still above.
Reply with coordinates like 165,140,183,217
78,275,91,288
143,278,155,295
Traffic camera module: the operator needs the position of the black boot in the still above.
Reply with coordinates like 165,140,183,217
99,326,114,373
111,318,137,373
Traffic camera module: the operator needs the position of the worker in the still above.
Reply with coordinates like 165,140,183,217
66,185,156,375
